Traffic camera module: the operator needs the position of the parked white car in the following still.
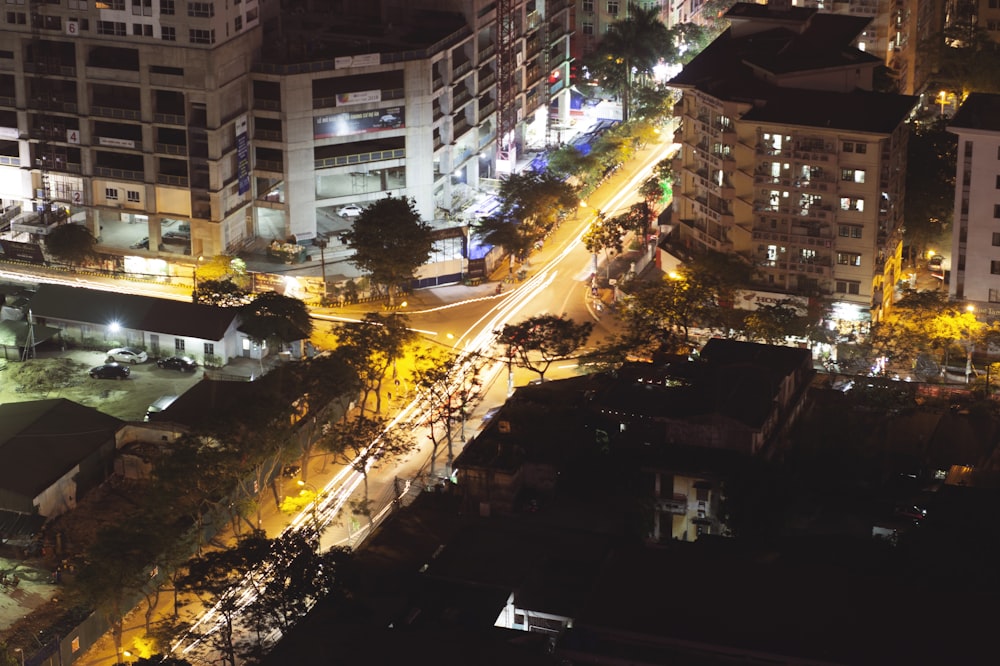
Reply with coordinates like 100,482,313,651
338,204,364,218
106,347,148,364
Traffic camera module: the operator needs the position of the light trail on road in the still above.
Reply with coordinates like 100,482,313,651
167,138,682,664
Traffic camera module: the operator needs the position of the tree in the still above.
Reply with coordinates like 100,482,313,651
904,121,956,261
741,301,808,345
410,348,483,475
629,86,674,124
176,531,270,666
240,529,353,660
583,212,627,279
496,314,594,382
344,196,433,305
546,144,600,181
618,275,712,351
588,3,671,121
472,211,534,261
667,22,719,64
336,312,413,414
640,158,674,209
238,291,313,356
319,414,415,523
44,222,99,266
497,170,579,235
75,519,171,664
196,255,250,288
193,279,252,307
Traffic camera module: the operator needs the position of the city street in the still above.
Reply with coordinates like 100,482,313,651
56,134,677,665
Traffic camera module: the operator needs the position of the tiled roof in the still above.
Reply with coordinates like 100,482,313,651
29,284,239,341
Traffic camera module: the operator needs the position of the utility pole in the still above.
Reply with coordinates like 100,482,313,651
313,236,328,302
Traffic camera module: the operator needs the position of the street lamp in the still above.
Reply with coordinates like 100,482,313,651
13,648,23,666
938,90,947,117
297,480,320,532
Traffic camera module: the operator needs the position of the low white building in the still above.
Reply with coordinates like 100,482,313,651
29,283,258,366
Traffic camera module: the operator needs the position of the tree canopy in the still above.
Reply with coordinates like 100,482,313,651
336,312,414,413
44,222,99,266
587,3,671,122
473,170,578,261
904,121,956,260
238,290,313,352
496,314,594,381
344,196,433,304
194,279,252,307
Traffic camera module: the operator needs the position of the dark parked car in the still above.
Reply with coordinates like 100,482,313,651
157,356,198,372
90,363,130,379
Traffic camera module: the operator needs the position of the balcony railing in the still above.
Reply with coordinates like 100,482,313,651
254,98,281,111
255,159,283,172
92,106,141,121
153,112,185,125
157,173,189,187
155,142,186,156
254,129,282,142
94,166,143,181
314,148,405,169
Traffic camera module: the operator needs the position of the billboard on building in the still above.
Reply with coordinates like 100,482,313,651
335,90,381,106
734,289,809,315
313,106,404,139
0,240,45,264
236,115,250,195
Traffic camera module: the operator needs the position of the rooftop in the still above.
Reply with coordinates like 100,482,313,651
949,92,1000,133
29,284,238,342
0,399,122,499
257,8,469,67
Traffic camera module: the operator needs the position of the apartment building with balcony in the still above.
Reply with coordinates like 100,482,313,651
669,1,916,321
947,93,1000,313
0,0,572,273
0,0,265,260
795,0,942,96
572,0,668,64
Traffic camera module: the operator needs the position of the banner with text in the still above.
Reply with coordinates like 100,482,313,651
236,114,250,195
313,106,404,139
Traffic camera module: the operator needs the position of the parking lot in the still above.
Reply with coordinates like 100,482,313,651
0,349,205,422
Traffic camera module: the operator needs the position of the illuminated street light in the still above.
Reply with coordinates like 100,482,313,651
13,648,23,666
938,90,947,117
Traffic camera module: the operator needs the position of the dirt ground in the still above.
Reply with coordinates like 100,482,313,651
0,349,203,422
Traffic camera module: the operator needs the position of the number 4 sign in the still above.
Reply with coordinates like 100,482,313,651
66,129,79,144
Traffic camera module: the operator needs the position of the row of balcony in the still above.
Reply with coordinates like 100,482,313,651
752,229,834,247
314,147,405,169
757,260,830,276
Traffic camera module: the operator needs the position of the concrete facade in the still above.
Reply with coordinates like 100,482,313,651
948,93,1000,314
0,0,573,277
669,2,916,322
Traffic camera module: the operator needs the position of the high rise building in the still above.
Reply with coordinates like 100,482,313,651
0,0,572,275
669,1,917,324
948,93,1000,311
